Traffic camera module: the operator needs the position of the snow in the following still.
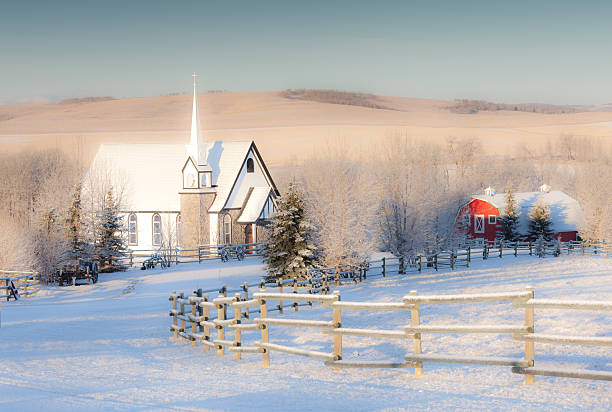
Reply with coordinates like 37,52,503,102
1,255,611,411
473,190,585,233
238,187,272,223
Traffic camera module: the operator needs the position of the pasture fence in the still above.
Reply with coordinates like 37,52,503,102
168,285,612,384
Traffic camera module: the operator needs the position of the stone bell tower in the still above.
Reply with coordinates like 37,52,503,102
179,73,216,250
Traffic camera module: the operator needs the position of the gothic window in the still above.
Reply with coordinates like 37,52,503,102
176,214,182,246
128,213,138,245
223,214,232,244
246,158,254,173
152,214,162,246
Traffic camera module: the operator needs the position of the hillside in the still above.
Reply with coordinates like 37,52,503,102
2,91,612,167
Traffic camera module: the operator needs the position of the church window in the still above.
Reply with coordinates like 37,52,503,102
176,215,182,247
246,158,254,173
223,214,232,244
152,214,162,246
128,214,138,245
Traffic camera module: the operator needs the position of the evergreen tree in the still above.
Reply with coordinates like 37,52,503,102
262,182,317,280
501,185,521,241
528,201,554,241
65,184,90,271
94,189,127,272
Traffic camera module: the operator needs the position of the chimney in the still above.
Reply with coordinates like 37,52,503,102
484,186,495,197
539,184,551,193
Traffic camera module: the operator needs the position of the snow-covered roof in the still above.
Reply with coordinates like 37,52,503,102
473,190,585,233
237,187,271,223
207,141,254,213
91,143,186,211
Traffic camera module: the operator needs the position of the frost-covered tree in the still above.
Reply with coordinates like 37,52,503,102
94,189,127,272
501,184,521,241
262,182,317,280
65,184,91,271
528,201,554,241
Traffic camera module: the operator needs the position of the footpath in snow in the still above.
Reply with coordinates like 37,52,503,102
0,255,610,411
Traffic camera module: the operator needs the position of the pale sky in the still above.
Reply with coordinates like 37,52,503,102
2,0,612,105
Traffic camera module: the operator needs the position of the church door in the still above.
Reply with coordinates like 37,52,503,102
244,224,254,254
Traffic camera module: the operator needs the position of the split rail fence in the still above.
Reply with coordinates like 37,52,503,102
169,285,612,385
0,270,40,301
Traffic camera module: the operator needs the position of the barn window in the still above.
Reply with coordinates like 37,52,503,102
246,158,254,173
128,213,138,245
474,214,485,234
152,214,162,246
488,215,497,225
176,215,182,246
223,214,232,244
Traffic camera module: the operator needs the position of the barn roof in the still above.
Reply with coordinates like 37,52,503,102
472,190,585,233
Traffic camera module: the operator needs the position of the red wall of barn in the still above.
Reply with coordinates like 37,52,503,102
454,199,579,242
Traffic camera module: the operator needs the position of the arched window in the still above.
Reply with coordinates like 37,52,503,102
176,214,182,246
152,214,162,246
223,214,232,244
246,158,254,173
128,213,138,245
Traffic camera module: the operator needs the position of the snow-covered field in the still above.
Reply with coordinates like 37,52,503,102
0,255,610,411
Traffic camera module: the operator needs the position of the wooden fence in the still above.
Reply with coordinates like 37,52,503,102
0,270,40,301
169,286,612,384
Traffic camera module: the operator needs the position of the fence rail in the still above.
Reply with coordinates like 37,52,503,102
168,285,612,385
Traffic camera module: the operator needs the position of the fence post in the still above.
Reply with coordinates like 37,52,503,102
334,265,340,286
202,295,210,351
418,255,422,272
171,291,178,338
332,290,342,368
382,258,386,277
434,254,438,271
217,296,225,356
196,288,203,337
277,280,283,313
259,285,270,367
467,247,471,264
529,241,533,256
234,293,242,360
198,247,202,264
179,292,185,343
450,252,455,270
191,292,197,347
410,290,422,377
524,286,535,385
499,242,503,258
293,278,298,312
399,257,405,274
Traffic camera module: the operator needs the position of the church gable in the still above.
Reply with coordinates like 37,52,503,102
224,146,275,209
181,157,198,189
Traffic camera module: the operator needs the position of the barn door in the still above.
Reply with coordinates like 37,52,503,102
474,214,485,234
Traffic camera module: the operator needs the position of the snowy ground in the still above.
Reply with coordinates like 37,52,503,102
0,255,610,411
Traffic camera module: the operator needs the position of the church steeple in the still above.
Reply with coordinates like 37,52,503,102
186,72,205,164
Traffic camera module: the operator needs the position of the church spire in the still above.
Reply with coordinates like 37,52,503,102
187,72,205,164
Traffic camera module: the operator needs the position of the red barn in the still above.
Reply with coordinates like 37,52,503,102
454,186,585,242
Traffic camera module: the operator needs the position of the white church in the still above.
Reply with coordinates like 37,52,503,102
91,75,279,251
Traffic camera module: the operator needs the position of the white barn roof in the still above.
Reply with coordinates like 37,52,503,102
473,190,585,233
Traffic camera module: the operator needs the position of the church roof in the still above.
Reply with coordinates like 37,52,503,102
91,143,185,211
207,140,258,213
237,187,272,223
472,190,585,233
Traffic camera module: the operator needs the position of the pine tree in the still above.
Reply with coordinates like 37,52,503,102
94,189,127,272
528,201,554,241
65,184,90,272
262,182,317,281
501,185,521,241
